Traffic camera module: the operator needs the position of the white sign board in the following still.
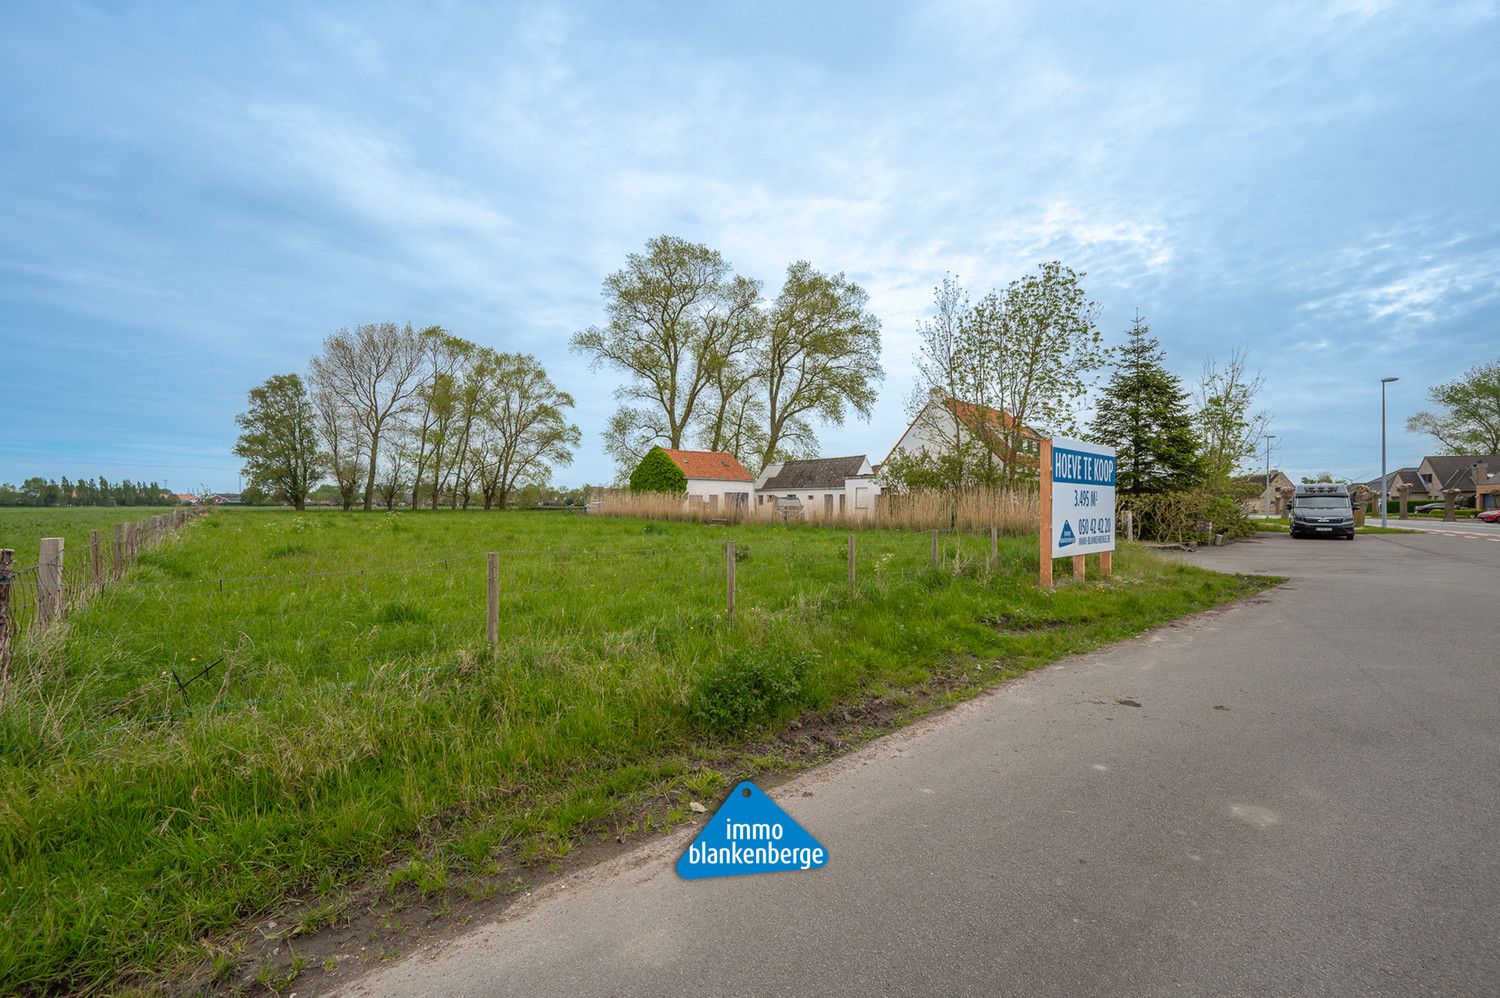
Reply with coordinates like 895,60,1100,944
1048,437,1116,559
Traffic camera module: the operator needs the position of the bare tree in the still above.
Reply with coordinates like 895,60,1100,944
310,322,428,510
312,381,366,511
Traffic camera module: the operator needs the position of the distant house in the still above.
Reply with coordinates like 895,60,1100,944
1415,454,1500,507
1361,467,1426,501
651,449,754,514
755,455,882,520
885,394,1040,476
1230,469,1296,514
174,493,201,505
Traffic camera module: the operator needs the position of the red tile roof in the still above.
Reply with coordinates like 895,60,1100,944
661,449,754,482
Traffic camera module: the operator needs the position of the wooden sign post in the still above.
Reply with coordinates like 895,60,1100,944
1039,439,1054,589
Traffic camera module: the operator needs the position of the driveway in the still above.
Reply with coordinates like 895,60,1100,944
345,532,1500,998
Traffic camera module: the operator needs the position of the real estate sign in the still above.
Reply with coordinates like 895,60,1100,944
1047,437,1117,559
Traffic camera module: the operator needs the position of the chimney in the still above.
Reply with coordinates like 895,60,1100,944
1475,460,1489,485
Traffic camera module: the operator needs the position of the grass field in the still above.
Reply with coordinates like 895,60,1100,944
0,508,1274,993
0,506,186,591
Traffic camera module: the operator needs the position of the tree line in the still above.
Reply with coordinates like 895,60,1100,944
0,477,181,508
236,326,579,511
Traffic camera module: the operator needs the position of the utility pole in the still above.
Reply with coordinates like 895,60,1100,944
1381,377,1399,528
1264,434,1278,518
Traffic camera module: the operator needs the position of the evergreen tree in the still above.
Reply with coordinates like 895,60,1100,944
1088,313,1203,494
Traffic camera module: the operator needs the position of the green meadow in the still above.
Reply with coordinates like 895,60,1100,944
0,508,1273,992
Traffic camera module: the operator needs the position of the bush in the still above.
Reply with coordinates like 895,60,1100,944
1120,488,1253,543
688,646,809,733
629,447,687,494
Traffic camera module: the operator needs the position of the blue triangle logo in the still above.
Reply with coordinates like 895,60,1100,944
1058,520,1077,547
677,781,828,879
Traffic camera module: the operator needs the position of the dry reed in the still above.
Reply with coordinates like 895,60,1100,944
592,487,1039,534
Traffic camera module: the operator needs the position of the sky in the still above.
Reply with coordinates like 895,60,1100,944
1,0,1496,491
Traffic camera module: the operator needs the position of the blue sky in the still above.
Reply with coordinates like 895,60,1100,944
1,0,1495,490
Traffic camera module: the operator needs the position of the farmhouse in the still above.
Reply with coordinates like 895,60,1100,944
634,447,755,514
755,455,882,520
886,394,1040,473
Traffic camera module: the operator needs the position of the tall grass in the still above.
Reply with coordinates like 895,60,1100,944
595,486,1039,534
0,508,1266,993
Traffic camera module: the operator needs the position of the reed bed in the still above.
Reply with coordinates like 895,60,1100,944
594,486,1040,534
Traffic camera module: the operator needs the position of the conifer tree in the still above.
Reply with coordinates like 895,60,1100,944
1088,314,1203,493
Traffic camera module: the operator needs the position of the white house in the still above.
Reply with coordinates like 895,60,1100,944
754,455,882,520
657,449,755,513
886,394,1039,474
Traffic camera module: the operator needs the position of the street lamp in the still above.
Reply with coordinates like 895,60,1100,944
1381,377,1399,528
1264,434,1278,518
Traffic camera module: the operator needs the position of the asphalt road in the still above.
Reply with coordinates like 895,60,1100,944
346,532,1500,998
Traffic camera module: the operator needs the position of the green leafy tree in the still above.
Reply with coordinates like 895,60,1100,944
756,261,883,467
1088,313,1202,493
629,446,688,493
233,373,323,511
573,236,760,477
1407,357,1500,454
1196,349,1269,482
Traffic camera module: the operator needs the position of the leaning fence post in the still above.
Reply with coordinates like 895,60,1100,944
90,530,102,588
848,534,856,596
726,540,736,622
38,537,63,624
930,529,939,566
0,549,13,686
486,552,499,650
113,524,124,579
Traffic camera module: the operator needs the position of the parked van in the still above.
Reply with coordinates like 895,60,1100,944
1289,483,1355,540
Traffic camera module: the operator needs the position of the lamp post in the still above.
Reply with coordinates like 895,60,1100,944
1381,376,1399,528
1264,434,1278,518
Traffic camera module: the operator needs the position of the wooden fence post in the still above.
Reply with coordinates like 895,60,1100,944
38,538,63,625
89,530,102,588
930,530,939,566
990,525,998,564
0,549,13,686
113,524,124,579
848,534,856,595
1123,509,1134,542
486,552,499,650
726,540,736,622
1039,439,1054,589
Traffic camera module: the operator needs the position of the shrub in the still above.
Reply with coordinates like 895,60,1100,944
629,448,687,494
1121,488,1253,542
688,646,809,733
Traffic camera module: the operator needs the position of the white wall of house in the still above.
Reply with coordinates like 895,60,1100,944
752,457,882,520
684,478,752,512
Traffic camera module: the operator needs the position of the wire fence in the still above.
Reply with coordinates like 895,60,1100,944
1,518,1068,754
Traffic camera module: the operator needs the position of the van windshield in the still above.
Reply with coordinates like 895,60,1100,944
1297,497,1351,508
